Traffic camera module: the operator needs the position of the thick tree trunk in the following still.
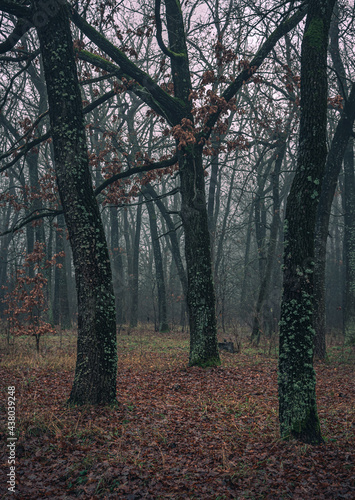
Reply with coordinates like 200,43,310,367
278,0,335,444
35,1,117,405
180,145,220,367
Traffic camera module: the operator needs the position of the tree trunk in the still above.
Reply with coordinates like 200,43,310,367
145,192,169,332
252,142,284,344
278,0,335,444
313,88,355,357
53,214,71,329
240,201,254,325
130,198,142,327
35,0,117,405
180,145,220,367
110,207,125,325
314,3,355,357
343,140,355,345
144,184,187,297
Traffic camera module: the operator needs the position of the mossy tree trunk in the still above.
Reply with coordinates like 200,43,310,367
278,0,335,444
35,1,117,405
179,145,220,366
164,0,220,366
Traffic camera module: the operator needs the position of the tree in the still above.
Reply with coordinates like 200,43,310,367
3,242,55,353
0,0,118,404
313,2,355,357
278,0,336,444
36,1,118,404
71,0,306,366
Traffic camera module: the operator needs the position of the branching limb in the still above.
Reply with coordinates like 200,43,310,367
94,155,178,196
0,208,62,237
70,7,185,125
154,0,185,60
201,4,307,139
0,89,120,172
0,0,31,18
0,18,32,53
0,53,35,112
77,49,172,122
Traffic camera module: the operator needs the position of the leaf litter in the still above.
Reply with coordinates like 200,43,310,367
0,330,354,499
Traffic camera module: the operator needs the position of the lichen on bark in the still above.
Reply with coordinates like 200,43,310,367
35,0,117,405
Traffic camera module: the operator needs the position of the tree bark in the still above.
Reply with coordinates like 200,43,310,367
278,0,335,444
343,140,355,345
35,0,117,405
180,145,220,366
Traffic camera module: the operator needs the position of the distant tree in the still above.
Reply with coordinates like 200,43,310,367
3,242,55,353
313,3,355,357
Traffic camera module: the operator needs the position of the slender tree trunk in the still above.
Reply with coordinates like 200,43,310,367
240,201,254,324
35,0,117,405
143,184,187,296
123,208,133,324
278,0,335,444
343,140,355,344
145,192,169,332
314,3,355,357
215,167,236,277
53,214,71,329
0,202,15,316
252,142,284,344
110,207,125,325
130,198,142,327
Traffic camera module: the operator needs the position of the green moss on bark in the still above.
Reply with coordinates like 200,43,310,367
304,18,324,50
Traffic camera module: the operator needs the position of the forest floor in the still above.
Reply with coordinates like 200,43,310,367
0,326,354,499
